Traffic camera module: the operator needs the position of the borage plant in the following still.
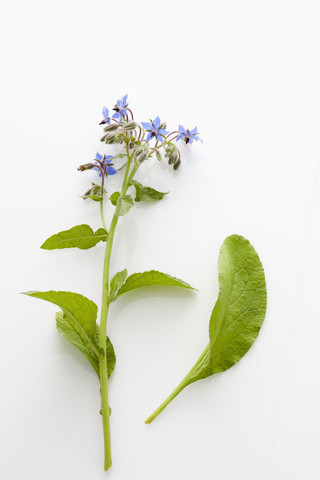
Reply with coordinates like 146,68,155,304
24,95,202,471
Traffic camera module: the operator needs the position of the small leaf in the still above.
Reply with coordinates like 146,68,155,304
106,336,116,378
41,225,107,250
56,311,100,375
112,270,196,302
81,183,106,202
115,194,134,216
81,194,103,202
131,180,168,202
145,235,267,423
109,269,128,302
110,191,120,206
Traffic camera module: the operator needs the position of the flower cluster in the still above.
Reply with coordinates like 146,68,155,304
78,94,202,184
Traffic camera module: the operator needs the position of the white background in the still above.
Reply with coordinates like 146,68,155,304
1,1,320,479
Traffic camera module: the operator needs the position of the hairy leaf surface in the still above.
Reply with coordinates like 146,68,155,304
115,194,134,216
112,270,196,301
24,291,116,378
131,180,168,202
145,235,267,423
110,192,120,206
41,225,107,250
109,269,128,302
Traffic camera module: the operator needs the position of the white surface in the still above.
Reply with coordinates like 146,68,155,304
1,1,320,479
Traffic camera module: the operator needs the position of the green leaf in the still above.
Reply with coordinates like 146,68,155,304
131,180,168,202
112,270,196,302
145,235,267,423
115,194,134,216
81,194,103,202
24,290,116,378
24,290,98,337
56,311,100,375
106,336,116,378
110,191,120,206
41,225,107,250
81,183,106,202
109,269,128,302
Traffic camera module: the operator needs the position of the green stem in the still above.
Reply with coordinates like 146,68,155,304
100,199,108,233
98,147,135,471
145,344,211,424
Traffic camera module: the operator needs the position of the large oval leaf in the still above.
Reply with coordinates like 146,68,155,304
208,235,267,373
145,234,267,423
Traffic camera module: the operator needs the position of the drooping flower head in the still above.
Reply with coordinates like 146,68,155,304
141,116,168,143
99,106,111,125
176,125,203,144
112,94,128,123
93,152,117,177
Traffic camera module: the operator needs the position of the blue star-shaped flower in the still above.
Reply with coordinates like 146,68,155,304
112,94,128,123
141,116,169,143
93,152,117,177
176,125,203,144
99,106,111,125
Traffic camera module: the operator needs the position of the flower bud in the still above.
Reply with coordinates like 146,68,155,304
122,121,137,131
165,144,179,165
104,133,124,144
134,145,149,163
173,159,181,170
103,123,119,132
77,163,94,171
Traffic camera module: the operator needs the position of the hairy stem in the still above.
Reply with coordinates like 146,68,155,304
99,146,135,470
145,344,211,424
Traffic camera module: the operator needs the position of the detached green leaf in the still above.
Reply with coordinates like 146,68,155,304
41,225,107,250
145,235,267,423
131,180,168,202
112,270,196,302
115,194,134,216
109,269,128,302
24,290,116,378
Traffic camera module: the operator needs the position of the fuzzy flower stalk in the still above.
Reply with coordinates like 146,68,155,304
25,94,202,472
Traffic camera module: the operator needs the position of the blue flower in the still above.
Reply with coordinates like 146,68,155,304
94,152,117,177
112,94,128,123
99,106,111,125
141,116,169,143
176,125,203,144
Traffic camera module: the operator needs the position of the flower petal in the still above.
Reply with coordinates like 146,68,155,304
178,125,187,134
190,126,198,135
159,128,168,136
107,166,118,175
176,133,184,142
102,106,109,118
153,116,161,129
141,122,152,130
193,134,203,143
95,152,103,161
